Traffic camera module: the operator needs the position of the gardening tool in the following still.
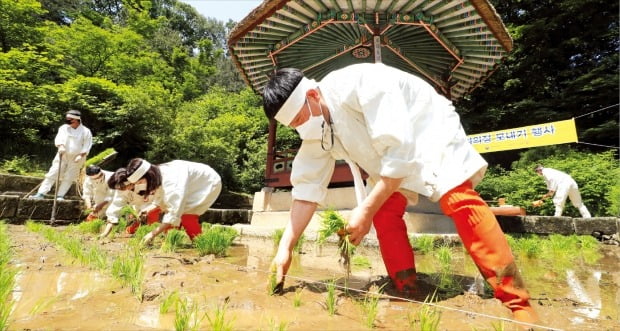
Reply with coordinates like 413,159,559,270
50,152,63,224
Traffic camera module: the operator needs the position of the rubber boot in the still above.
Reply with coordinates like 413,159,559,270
440,181,539,325
180,214,202,240
373,192,416,293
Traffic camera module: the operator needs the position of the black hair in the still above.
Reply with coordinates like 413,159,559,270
262,68,304,120
85,165,101,176
107,159,162,196
126,158,162,196
108,167,128,190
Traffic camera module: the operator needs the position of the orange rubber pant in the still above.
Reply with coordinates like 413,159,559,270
373,192,416,292
126,207,161,234
440,181,538,324
126,209,202,240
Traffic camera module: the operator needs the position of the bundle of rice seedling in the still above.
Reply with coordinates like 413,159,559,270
318,209,355,275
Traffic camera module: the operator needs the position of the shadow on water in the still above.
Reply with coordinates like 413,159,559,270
7,224,620,330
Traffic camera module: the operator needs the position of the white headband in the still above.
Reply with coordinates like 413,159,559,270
274,77,317,125
127,160,151,183
66,114,80,120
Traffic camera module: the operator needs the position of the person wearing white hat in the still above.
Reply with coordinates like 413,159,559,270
533,164,591,217
31,110,92,200
262,63,539,324
106,158,222,244
82,165,114,221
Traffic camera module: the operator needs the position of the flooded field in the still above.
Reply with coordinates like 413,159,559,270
4,223,620,330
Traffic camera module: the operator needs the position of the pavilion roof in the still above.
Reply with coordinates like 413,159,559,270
228,0,512,100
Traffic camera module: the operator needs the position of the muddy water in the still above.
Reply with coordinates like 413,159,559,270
6,224,620,330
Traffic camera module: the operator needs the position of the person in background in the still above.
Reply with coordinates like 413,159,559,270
262,63,539,325
533,164,592,217
31,110,92,200
106,158,222,244
82,165,113,221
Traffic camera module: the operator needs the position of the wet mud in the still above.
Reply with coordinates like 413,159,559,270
6,224,620,330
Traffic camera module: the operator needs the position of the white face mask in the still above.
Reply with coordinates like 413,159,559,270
295,99,324,140
133,182,147,195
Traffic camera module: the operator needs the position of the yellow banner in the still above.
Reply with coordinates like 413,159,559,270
467,119,578,153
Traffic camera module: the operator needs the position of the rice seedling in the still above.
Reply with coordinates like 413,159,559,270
160,290,180,314
206,300,235,331
268,317,288,331
29,296,59,316
410,235,435,255
408,292,441,330
111,247,144,299
76,219,105,234
0,222,17,330
318,209,355,274
293,288,303,307
352,255,372,270
433,245,458,291
193,225,238,257
161,229,190,253
267,264,284,296
174,297,206,331
272,228,305,253
359,284,385,329
325,279,338,316
131,223,158,247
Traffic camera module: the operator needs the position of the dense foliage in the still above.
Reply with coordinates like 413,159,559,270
0,0,617,202
477,147,619,217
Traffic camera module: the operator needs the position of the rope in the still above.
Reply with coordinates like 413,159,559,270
574,103,619,119
577,141,620,150
208,259,562,331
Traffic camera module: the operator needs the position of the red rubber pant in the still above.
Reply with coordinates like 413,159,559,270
126,207,161,234
440,181,538,324
180,214,202,240
373,192,416,292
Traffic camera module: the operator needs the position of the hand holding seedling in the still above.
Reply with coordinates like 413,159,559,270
532,200,544,207
345,206,372,246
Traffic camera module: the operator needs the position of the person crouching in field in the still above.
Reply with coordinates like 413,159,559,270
106,158,222,245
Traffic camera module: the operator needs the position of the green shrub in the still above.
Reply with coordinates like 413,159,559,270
477,148,618,217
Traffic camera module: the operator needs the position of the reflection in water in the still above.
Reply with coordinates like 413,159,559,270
566,269,602,321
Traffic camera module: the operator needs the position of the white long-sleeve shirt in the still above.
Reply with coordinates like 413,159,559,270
291,63,487,205
106,189,155,223
541,167,577,192
54,123,92,156
151,160,222,226
82,170,114,209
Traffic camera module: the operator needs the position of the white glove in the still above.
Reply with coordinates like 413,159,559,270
74,155,83,163
58,145,66,154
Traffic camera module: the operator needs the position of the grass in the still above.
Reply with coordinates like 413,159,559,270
110,246,144,300
272,228,305,253
160,291,180,314
268,317,288,331
174,298,206,331
161,229,190,253
193,225,238,257
410,235,435,254
0,222,17,331
76,219,105,234
352,255,372,270
325,279,338,316
359,285,384,329
408,292,441,330
206,301,235,331
293,288,303,307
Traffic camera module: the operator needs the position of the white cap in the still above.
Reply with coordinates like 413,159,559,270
274,77,317,125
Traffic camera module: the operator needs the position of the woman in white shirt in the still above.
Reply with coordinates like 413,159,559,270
106,158,222,244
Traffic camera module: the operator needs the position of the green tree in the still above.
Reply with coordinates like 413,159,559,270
0,0,46,52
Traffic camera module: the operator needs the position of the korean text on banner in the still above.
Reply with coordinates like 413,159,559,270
467,119,578,153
